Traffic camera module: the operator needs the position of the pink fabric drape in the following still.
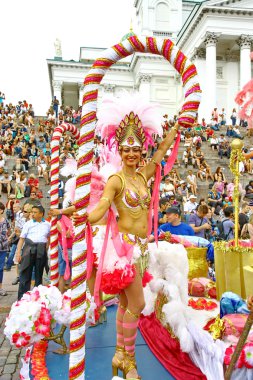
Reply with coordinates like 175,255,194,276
94,208,134,305
148,132,181,244
86,222,94,280
59,215,74,280
163,132,181,176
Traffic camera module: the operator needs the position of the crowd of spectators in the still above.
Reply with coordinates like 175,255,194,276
151,110,253,244
0,97,252,298
47,96,82,125
0,94,79,296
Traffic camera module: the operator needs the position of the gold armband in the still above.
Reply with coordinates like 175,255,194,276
151,159,158,165
171,126,179,133
101,197,111,205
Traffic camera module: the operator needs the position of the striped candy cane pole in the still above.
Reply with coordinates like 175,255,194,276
69,35,201,380
50,123,80,286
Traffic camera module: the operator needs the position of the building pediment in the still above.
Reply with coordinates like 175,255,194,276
177,0,253,50
205,0,253,9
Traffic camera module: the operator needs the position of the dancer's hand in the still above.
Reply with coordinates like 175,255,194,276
49,208,61,217
247,295,253,311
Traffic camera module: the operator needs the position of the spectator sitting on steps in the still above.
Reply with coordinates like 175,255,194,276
189,204,211,238
184,194,198,214
24,191,42,207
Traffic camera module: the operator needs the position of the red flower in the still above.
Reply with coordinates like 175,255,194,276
34,319,50,336
224,345,245,368
12,332,31,348
224,346,235,365
39,307,52,325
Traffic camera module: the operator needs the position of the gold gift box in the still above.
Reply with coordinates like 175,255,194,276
186,247,208,280
243,265,253,300
214,242,253,300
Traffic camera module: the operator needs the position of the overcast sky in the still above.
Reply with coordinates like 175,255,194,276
0,0,136,115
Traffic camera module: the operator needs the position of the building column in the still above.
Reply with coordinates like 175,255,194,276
191,48,206,120
78,84,84,107
137,73,152,100
52,80,63,107
237,35,252,89
204,32,219,113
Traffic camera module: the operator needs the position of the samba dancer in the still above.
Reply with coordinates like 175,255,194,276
84,96,179,380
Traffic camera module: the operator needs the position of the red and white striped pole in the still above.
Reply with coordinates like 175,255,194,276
50,123,80,286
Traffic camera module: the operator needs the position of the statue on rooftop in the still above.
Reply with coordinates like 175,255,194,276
54,38,62,57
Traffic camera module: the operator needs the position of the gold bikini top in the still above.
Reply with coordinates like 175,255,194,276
110,172,151,216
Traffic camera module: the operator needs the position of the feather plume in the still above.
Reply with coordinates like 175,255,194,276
96,94,163,148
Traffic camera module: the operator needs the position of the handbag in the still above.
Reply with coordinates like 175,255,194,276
241,223,250,240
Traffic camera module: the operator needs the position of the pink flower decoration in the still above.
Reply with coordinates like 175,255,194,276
39,307,52,325
224,346,235,366
12,332,31,348
34,320,50,336
30,290,40,302
243,343,253,369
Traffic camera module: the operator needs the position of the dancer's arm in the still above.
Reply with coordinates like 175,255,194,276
87,175,121,225
50,205,76,217
142,123,179,181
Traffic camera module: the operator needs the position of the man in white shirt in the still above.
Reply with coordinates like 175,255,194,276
16,205,50,300
184,194,198,214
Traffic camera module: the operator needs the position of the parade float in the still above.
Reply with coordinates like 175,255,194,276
3,35,253,380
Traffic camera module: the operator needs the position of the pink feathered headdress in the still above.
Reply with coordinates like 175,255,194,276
61,150,121,211
96,94,163,149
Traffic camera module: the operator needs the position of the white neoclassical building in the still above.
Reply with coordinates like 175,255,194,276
47,0,253,120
